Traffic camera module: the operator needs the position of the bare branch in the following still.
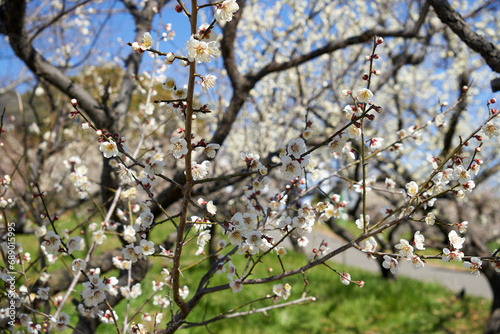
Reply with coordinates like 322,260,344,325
427,0,500,91
28,0,93,43
181,296,316,329
3,0,110,129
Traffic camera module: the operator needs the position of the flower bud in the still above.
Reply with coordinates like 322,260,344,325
71,98,78,107
131,42,141,51
166,52,175,62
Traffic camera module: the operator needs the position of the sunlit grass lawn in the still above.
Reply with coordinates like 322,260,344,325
12,212,491,334
112,250,490,334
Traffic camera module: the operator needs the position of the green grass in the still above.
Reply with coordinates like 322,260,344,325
94,249,490,334
179,257,489,334
8,214,491,334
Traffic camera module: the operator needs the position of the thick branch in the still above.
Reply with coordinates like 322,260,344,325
248,26,427,86
155,1,430,236
220,0,246,91
3,0,111,129
428,0,500,90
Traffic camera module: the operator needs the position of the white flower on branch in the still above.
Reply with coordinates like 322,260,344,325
245,230,263,247
356,88,373,103
173,87,187,99
145,160,165,177
66,236,82,254
82,274,106,307
99,140,119,158
51,312,70,332
214,0,240,23
186,36,219,63
179,285,189,299
72,258,87,272
204,143,220,158
409,255,424,270
190,161,211,180
201,74,217,93
448,230,465,250
442,247,464,262
92,230,107,245
206,200,217,215
37,287,50,300
122,244,141,263
140,32,153,51
395,239,413,258
424,212,436,225
168,137,188,159
280,156,301,180
382,255,399,274
136,239,155,257
481,120,500,138
413,231,425,250
362,237,377,258
162,77,176,90
229,278,243,293
98,309,118,324
346,125,361,138
287,138,306,159
463,257,482,277
355,214,370,230
340,272,351,285
405,181,419,198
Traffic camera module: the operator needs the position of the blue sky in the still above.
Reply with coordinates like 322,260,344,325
0,1,194,93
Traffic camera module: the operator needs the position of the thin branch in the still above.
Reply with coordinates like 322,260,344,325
181,296,316,329
427,0,500,90
29,0,93,42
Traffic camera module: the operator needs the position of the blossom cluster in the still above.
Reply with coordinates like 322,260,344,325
279,138,308,180
5,1,500,333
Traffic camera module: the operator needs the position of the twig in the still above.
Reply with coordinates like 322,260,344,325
181,296,316,329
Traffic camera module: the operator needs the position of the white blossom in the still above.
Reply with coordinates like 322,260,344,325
214,0,240,22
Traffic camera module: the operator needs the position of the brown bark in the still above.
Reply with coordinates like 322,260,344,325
427,0,500,91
